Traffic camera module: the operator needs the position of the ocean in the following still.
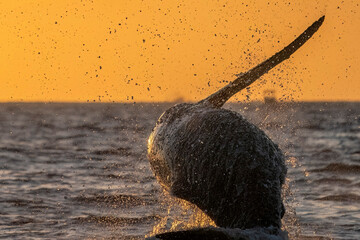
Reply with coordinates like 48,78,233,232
0,102,359,239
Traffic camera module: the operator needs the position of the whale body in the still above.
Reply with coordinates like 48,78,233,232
149,103,286,229
147,16,325,237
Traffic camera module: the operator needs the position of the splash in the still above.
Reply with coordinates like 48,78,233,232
148,169,301,239
281,175,301,240
146,190,215,238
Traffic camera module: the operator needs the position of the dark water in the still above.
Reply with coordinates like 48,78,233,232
0,102,359,239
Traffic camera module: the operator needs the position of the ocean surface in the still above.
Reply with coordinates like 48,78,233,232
0,102,359,239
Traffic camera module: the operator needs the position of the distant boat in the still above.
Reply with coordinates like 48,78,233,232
172,97,185,103
263,90,277,104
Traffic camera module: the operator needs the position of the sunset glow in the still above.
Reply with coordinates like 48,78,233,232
0,0,359,102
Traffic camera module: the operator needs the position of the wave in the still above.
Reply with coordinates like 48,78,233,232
310,163,360,174
92,147,132,156
28,187,70,195
352,150,360,155
72,194,156,207
3,198,44,207
113,123,147,133
97,174,155,184
74,214,160,226
10,216,37,225
313,177,352,185
0,147,24,153
296,235,333,240
103,162,135,169
311,149,341,160
54,134,87,140
72,123,104,132
100,173,134,180
316,194,360,203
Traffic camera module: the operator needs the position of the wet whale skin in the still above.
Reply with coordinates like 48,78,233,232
148,103,287,229
147,16,325,235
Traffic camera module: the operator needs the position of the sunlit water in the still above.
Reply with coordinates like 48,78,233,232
0,102,359,239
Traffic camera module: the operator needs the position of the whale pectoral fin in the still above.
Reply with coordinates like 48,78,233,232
200,16,325,108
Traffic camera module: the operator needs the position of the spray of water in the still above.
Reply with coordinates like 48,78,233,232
146,190,215,238
147,158,304,239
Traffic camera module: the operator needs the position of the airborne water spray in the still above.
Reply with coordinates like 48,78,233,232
147,16,325,239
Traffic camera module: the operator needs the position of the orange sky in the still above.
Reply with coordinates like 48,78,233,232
0,0,359,102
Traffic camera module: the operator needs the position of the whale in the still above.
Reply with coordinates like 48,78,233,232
147,16,325,238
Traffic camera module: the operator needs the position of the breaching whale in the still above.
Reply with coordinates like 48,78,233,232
147,16,325,238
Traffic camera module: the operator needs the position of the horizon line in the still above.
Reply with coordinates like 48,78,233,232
1,100,360,104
